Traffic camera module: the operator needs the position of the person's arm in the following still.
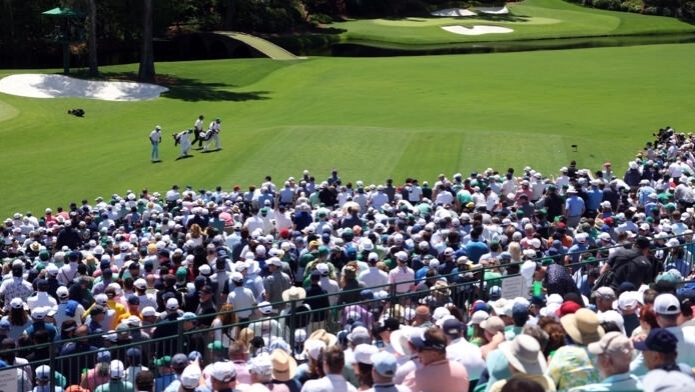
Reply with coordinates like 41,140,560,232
481,331,505,360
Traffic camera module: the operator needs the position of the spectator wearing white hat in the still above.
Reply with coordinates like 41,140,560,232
487,334,554,392
264,257,292,313
226,271,257,325
210,360,238,392
388,251,415,296
34,364,64,392
358,252,388,290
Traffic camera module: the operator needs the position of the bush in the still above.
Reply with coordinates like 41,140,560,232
642,5,659,13
310,13,334,24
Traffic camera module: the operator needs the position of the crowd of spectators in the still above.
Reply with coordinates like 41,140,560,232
2,126,695,392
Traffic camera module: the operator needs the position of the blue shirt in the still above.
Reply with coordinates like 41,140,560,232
569,372,642,391
565,196,585,216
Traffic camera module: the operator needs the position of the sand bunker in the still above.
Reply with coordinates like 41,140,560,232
442,25,514,35
0,73,168,101
476,6,510,14
431,8,477,17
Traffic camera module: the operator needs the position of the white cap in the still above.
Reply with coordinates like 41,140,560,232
166,298,179,310
110,360,125,379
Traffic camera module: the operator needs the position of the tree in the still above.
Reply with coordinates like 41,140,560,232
138,0,155,82
87,0,98,76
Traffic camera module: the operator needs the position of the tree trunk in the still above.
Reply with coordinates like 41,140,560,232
87,0,98,76
225,0,235,30
138,0,155,82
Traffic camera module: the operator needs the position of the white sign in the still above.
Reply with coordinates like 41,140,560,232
0,368,17,392
501,275,526,299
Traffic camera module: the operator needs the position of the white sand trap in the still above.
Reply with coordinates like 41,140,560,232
431,8,477,17
0,73,168,101
476,6,510,14
442,25,513,35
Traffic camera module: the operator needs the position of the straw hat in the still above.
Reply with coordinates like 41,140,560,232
560,308,604,345
390,326,416,357
281,287,306,302
431,281,451,297
309,329,337,347
270,349,297,382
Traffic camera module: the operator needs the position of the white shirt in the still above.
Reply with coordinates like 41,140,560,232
54,300,85,331
388,265,414,294
446,338,486,380
194,118,204,131
149,129,161,143
26,292,57,311
359,267,389,289
301,374,357,392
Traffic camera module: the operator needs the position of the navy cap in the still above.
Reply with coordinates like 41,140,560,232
634,328,678,353
360,289,374,299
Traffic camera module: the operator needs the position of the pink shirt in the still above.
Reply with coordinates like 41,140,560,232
402,359,469,392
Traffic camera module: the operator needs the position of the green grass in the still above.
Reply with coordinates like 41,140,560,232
334,0,695,47
1,42,695,217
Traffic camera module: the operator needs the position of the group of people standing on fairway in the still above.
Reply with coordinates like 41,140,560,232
148,114,222,162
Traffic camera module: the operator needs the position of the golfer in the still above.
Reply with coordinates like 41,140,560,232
149,125,162,162
193,114,205,149
204,117,222,151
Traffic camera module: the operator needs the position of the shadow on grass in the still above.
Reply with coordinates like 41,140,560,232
70,71,272,102
476,13,531,22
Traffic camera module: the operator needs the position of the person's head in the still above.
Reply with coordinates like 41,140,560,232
322,345,345,375
249,353,273,384
653,294,681,328
135,370,154,392
634,328,679,370
228,341,248,361
501,376,545,392
587,331,633,377
210,361,237,390
592,287,617,312
410,326,448,365
370,351,398,383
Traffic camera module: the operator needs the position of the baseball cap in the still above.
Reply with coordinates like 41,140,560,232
231,272,244,282
258,301,273,315
0,319,10,330
154,356,172,367
249,353,273,377
653,294,681,315
57,286,70,298
178,312,197,321
441,318,464,337
633,328,678,353
210,361,236,382
592,286,616,300
32,307,47,320
172,353,189,369
126,348,142,359
133,278,147,290
587,331,632,356
97,349,112,363
347,326,371,345
166,298,179,310
409,328,447,351
480,316,505,334
371,351,398,377
180,364,202,389
353,344,379,364
141,306,157,317
10,298,24,309
109,360,125,379
35,365,51,380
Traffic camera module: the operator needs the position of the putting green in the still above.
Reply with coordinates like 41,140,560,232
372,16,562,27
